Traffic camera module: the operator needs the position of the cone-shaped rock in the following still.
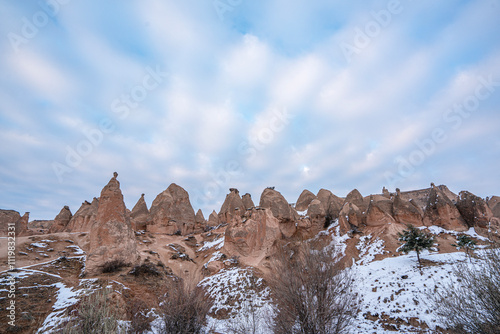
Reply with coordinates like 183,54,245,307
194,209,206,233
365,195,395,227
219,188,245,224
148,183,196,235
423,185,467,231
317,189,344,220
49,206,73,233
259,188,298,238
130,194,149,231
489,196,500,218
0,210,30,236
456,191,493,228
66,198,99,232
393,189,423,226
87,173,137,275
295,190,316,212
242,193,255,210
208,210,220,227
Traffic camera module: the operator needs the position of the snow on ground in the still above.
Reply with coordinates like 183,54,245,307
356,235,386,265
350,250,477,333
419,225,489,241
65,245,85,255
197,235,225,252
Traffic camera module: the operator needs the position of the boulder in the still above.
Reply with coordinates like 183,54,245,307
130,194,149,231
194,209,206,233
218,188,245,224
87,173,138,275
295,190,316,212
242,193,255,210
224,208,280,265
208,210,220,227
66,198,99,232
456,191,493,228
423,185,467,231
393,189,423,226
259,188,298,238
49,206,73,233
148,183,196,235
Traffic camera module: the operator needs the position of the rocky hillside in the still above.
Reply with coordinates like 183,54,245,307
1,173,499,333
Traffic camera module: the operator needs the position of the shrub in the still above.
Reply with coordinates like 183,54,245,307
159,280,212,334
130,263,161,277
128,299,151,334
101,259,128,273
267,241,359,334
62,288,119,334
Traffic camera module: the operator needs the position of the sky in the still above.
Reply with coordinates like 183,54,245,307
1,0,499,220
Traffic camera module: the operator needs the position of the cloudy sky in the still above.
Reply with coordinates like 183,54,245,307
1,0,499,220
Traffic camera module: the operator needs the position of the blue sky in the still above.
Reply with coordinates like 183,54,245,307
1,0,499,220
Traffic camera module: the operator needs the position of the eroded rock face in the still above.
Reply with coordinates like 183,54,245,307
87,173,137,275
66,198,99,232
423,186,467,231
224,208,280,264
316,189,344,220
208,210,220,227
393,189,423,226
219,189,245,225
242,193,255,210
130,194,149,231
0,210,28,236
148,183,196,235
456,191,492,228
259,188,298,238
295,190,316,212
194,209,206,233
49,206,73,233
338,203,363,234
345,189,366,211
489,196,500,218
365,196,395,227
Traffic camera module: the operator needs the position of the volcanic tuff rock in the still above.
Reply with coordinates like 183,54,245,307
148,183,196,235
208,210,220,227
338,202,364,234
242,193,255,210
365,196,396,227
393,189,424,226
489,196,500,218
316,189,344,220
87,173,137,275
295,189,316,212
194,209,206,233
130,194,149,231
49,206,73,233
259,188,298,238
224,207,280,266
456,191,493,228
219,188,245,224
66,197,99,232
0,209,30,237
344,189,367,213
423,185,467,231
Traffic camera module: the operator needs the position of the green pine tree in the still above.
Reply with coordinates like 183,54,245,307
452,234,477,262
397,224,435,266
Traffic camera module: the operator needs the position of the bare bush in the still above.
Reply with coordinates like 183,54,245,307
101,259,128,273
267,241,359,334
62,288,119,334
127,299,151,334
158,279,213,334
432,248,500,333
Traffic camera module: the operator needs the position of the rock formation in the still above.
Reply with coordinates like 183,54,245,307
0,209,30,237
130,194,149,231
295,189,316,212
456,191,492,228
194,209,206,233
224,207,280,266
344,189,367,213
66,198,99,232
259,188,298,238
393,189,423,226
218,188,245,224
49,206,73,233
242,193,255,210
87,173,137,275
365,195,395,227
338,202,363,234
148,183,196,235
489,196,500,218
316,189,344,220
423,185,467,231
208,210,220,227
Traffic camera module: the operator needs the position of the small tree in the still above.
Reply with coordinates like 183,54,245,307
452,234,477,262
397,224,434,266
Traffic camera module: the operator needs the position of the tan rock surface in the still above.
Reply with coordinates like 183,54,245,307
49,206,73,233
242,193,255,210
295,189,316,211
130,194,149,231
456,191,493,228
259,188,298,238
423,185,467,231
218,188,245,224
66,197,99,232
